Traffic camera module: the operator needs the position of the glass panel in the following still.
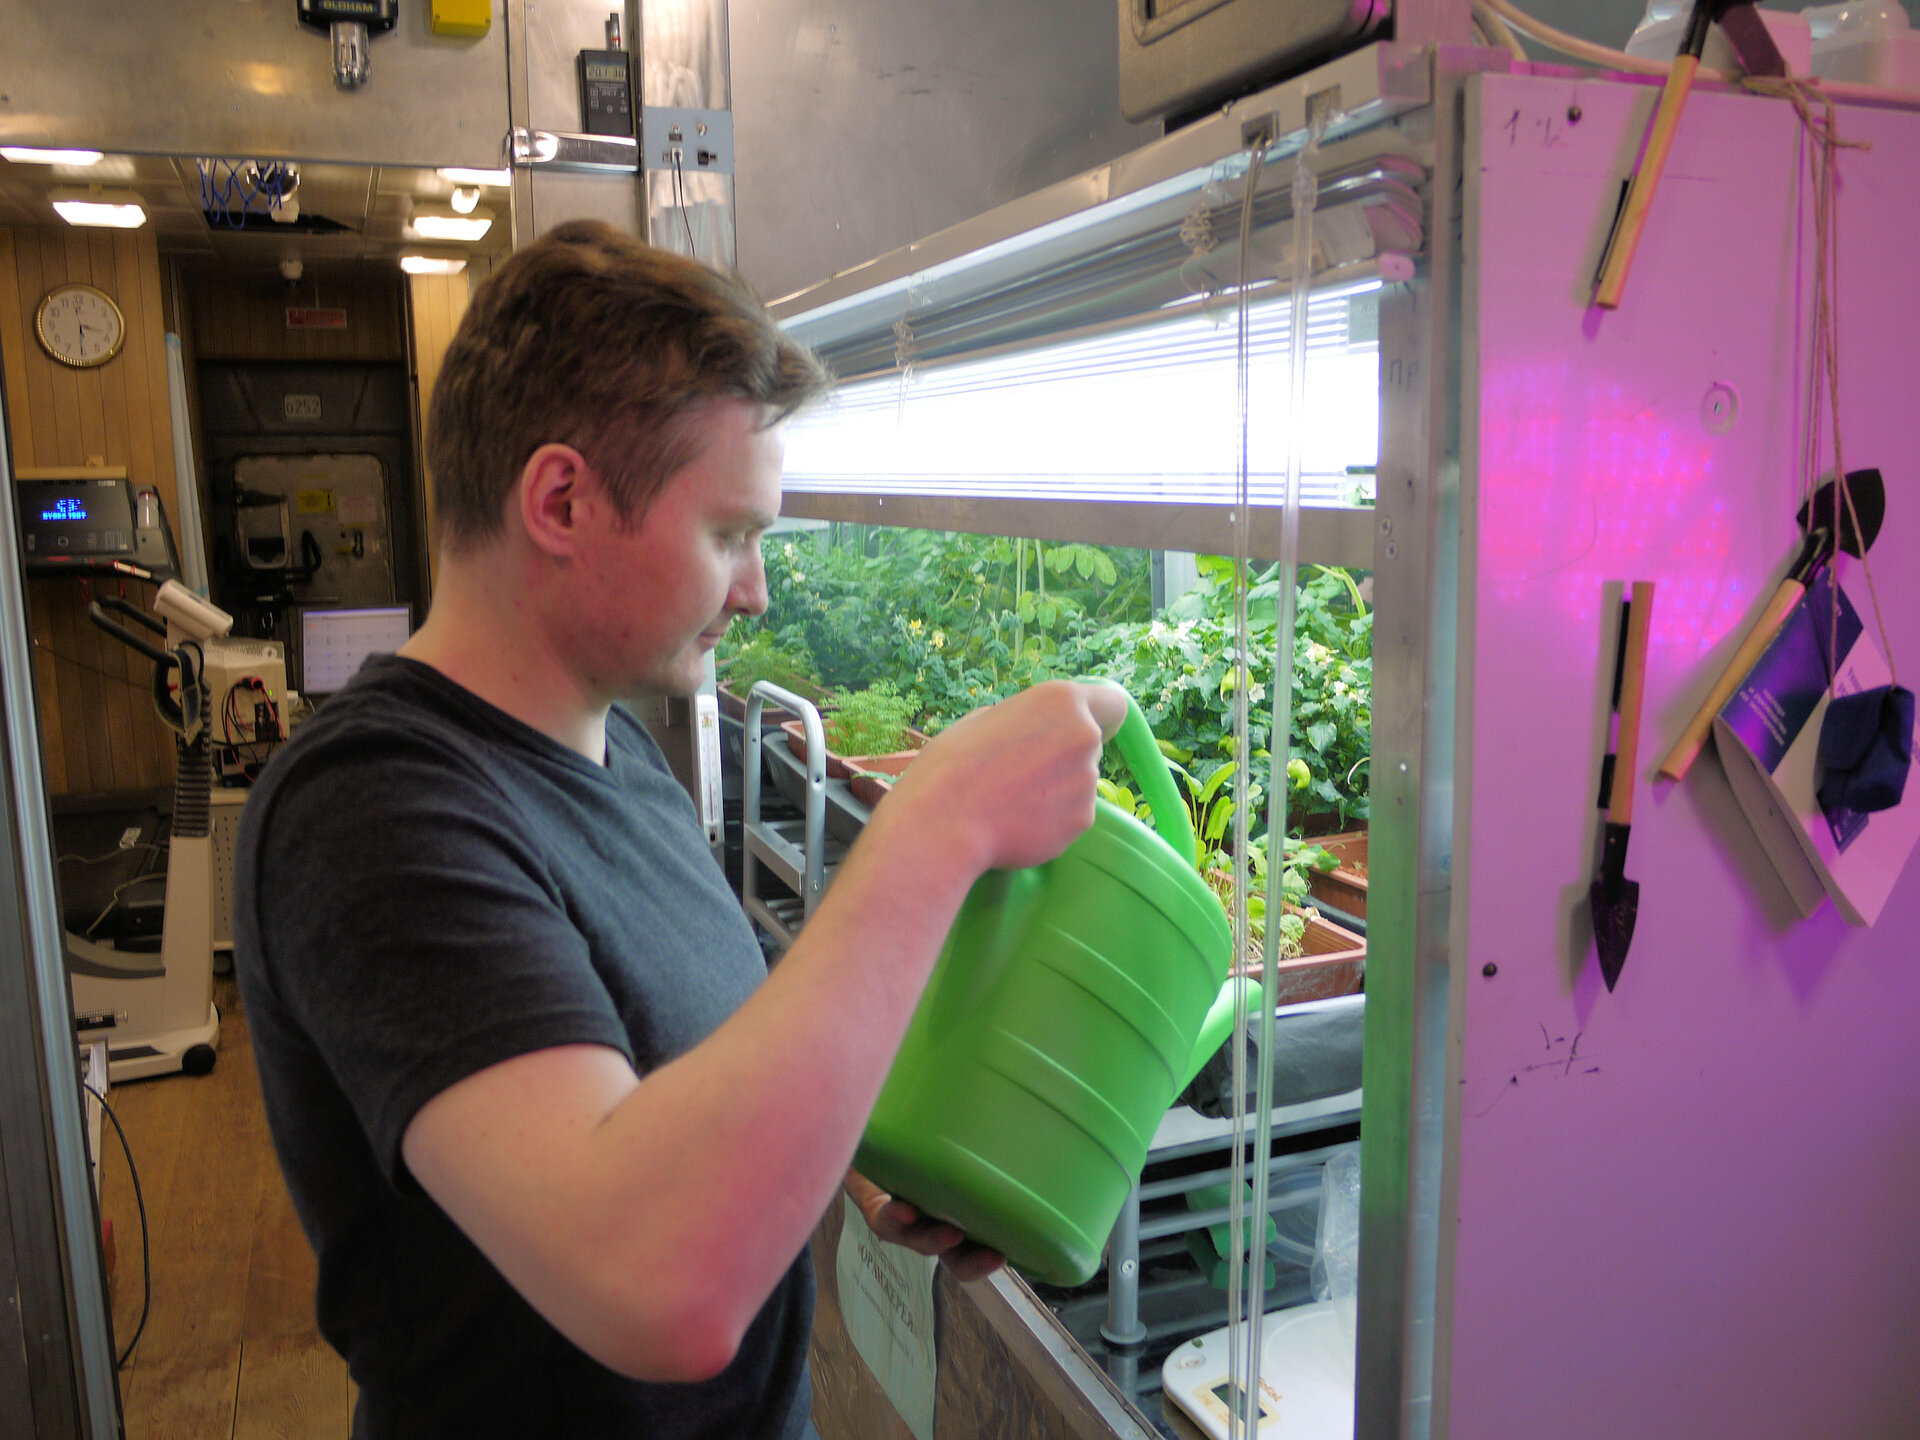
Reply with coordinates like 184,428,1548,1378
722,520,1372,1422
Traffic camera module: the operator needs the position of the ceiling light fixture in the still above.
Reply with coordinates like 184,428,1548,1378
3,147,105,166
449,185,481,214
436,166,512,187
52,191,148,228
408,203,492,242
400,255,468,275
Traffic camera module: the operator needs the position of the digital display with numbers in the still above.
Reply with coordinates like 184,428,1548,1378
578,48,634,136
15,478,139,568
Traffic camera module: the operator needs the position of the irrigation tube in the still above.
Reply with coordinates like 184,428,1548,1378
1226,94,1334,1440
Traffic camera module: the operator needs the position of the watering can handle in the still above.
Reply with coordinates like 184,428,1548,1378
1100,688,1198,867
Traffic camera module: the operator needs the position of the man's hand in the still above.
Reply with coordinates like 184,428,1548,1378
845,1171,1004,1283
880,679,1129,877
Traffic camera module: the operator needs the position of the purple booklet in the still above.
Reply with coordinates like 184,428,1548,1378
1714,570,1917,926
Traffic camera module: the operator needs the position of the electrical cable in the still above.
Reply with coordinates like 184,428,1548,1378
1472,0,1529,62
81,1080,151,1369
82,873,161,941
670,150,697,256
56,843,163,867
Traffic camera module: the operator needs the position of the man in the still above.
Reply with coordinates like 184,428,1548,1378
234,218,1125,1438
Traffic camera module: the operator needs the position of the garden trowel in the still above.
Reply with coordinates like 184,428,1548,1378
1593,582,1655,991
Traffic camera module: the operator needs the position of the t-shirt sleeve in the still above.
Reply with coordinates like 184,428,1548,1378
247,731,633,1188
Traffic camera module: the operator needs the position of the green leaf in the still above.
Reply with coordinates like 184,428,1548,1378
1306,721,1338,753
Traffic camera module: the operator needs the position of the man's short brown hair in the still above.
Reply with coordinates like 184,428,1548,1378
426,220,832,551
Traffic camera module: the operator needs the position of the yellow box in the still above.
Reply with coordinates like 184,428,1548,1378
431,0,491,39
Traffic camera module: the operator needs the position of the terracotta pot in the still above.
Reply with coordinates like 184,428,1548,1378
783,719,928,780
1305,828,1369,920
1233,910,1365,1007
848,752,918,809
718,680,830,727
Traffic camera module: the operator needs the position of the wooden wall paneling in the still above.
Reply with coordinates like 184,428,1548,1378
3,225,179,794
91,232,134,475
46,231,88,461
0,230,35,467
16,232,61,464
23,579,67,796
407,270,468,573
186,269,407,364
74,230,114,463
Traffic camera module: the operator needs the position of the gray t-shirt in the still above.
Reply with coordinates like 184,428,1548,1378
234,655,813,1439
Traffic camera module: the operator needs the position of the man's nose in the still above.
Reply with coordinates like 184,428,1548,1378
732,553,768,616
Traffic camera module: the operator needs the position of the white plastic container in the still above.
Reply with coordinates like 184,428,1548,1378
1625,2,1813,77
1805,1,1920,90
1161,1300,1355,1440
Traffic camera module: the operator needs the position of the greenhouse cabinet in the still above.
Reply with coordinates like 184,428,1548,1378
724,40,1465,1440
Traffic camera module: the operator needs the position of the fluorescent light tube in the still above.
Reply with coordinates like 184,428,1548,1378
53,197,147,228
3,147,105,165
436,166,512,186
400,255,468,275
409,205,492,241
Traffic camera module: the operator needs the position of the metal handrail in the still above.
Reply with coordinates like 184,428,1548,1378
742,682,829,940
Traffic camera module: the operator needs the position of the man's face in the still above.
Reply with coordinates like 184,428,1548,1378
570,399,782,700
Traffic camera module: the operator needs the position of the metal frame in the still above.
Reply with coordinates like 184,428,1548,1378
0,367,122,1439
763,39,1484,1440
740,683,830,948
1355,49,1492,1440
779,493,1376,570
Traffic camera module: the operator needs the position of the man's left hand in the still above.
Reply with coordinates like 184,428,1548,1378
845,1171,1004,1283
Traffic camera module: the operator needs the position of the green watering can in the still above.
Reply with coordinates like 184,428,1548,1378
857,690,1245,1285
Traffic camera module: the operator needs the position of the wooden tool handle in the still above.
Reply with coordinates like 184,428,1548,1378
1655,575,1805,781
1593,54,1700,310
1610,582,1656,826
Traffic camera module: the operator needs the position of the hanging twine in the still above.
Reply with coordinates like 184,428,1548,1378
1745,76,1894,686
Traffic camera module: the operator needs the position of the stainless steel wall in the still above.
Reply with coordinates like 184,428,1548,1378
0,0,508,171
728,0,1158,302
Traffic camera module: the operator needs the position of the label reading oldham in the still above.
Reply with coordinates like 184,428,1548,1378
285,307,348,330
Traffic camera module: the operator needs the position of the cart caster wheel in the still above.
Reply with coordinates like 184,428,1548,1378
182,1045,217,1076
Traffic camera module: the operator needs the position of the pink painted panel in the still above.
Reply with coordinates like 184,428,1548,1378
1449,71,1920,1440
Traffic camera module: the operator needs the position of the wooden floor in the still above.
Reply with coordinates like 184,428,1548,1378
96,974,355,1440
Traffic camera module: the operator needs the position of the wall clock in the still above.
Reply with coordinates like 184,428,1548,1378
35,284,127,369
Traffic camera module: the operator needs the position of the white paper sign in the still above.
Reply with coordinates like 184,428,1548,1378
835,1196,938,1440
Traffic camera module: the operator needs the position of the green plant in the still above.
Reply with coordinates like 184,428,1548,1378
823,680,920,756
1098,761,1335,962
1205,835,1337,963
718,632,823,701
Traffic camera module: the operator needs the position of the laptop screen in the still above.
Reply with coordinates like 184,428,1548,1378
297,605,413,697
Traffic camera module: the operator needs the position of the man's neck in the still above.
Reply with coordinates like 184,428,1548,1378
399,547,612,764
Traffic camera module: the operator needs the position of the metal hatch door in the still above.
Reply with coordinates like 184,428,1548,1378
233,452,396,608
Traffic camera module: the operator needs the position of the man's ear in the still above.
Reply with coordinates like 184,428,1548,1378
517,443,598,558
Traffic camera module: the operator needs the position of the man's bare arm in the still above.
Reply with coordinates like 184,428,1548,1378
401,679,1125,1381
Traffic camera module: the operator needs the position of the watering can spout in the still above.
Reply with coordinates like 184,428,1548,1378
1178,975,1261,1092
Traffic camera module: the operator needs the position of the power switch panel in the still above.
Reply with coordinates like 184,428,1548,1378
642,107,735,175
